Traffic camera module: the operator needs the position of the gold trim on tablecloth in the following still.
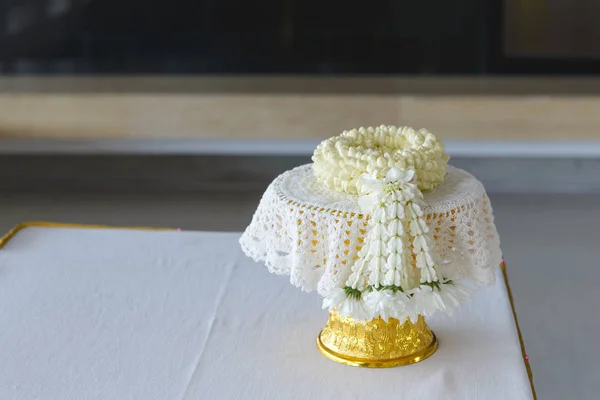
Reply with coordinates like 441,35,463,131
501,261,537,400
0,221,175,249
0,222,536,398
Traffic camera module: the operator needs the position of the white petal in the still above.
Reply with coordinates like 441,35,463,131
412,287,441,317
322,288,346,310
371,223,384,237
369,240,382,255
412,235,423,253
387,220,399,236
406,308,420,324
384,269,395,285
416,252,427,269
385,167,403,182
359,175,384,193
386,253,401,267
410,202,423,217
404,187,417,200
369,256,382,271
386,238,398,253
357,246,368,258
393,270,402,286
425,252,436,267
392,236,403,251
418,218,430,233
339,299,354,316
396,203,405,219
420,266,437,283
387,203,397,219
346,260,365,286
433,291,446,311
358,192,379,213
409,219,421,236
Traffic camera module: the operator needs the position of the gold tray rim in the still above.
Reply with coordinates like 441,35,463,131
317,330,439,368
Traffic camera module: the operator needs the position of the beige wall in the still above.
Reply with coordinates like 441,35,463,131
1,77,600,141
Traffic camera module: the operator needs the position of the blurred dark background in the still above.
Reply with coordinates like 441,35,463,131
1,0,600,75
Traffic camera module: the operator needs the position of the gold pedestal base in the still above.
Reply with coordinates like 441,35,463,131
317,312,438,368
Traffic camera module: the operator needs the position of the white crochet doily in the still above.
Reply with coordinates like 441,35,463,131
240,164,501,296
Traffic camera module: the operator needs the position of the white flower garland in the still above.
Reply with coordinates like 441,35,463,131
314,126,469,323
312,125,449,195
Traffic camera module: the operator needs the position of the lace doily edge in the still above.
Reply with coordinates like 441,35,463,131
240,230,502,294
239,232,315,292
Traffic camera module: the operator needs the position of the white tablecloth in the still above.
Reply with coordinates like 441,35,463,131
0,226,534,400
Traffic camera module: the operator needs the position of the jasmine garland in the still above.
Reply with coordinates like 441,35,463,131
312,125,449,195
314,126,469,322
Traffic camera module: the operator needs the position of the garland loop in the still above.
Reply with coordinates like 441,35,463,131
312,125,449,195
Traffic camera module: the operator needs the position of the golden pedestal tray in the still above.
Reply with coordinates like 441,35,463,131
317,312,438,368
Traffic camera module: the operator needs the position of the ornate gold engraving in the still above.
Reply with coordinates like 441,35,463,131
317,312,438,368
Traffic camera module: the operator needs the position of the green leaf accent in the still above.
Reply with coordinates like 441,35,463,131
344,286,362,300
380,285,405,293
368,284,405,294
422,281,442,291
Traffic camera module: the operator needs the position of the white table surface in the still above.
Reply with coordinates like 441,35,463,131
0,226,534,400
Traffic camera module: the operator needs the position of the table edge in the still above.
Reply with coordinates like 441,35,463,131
0,221,175,249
